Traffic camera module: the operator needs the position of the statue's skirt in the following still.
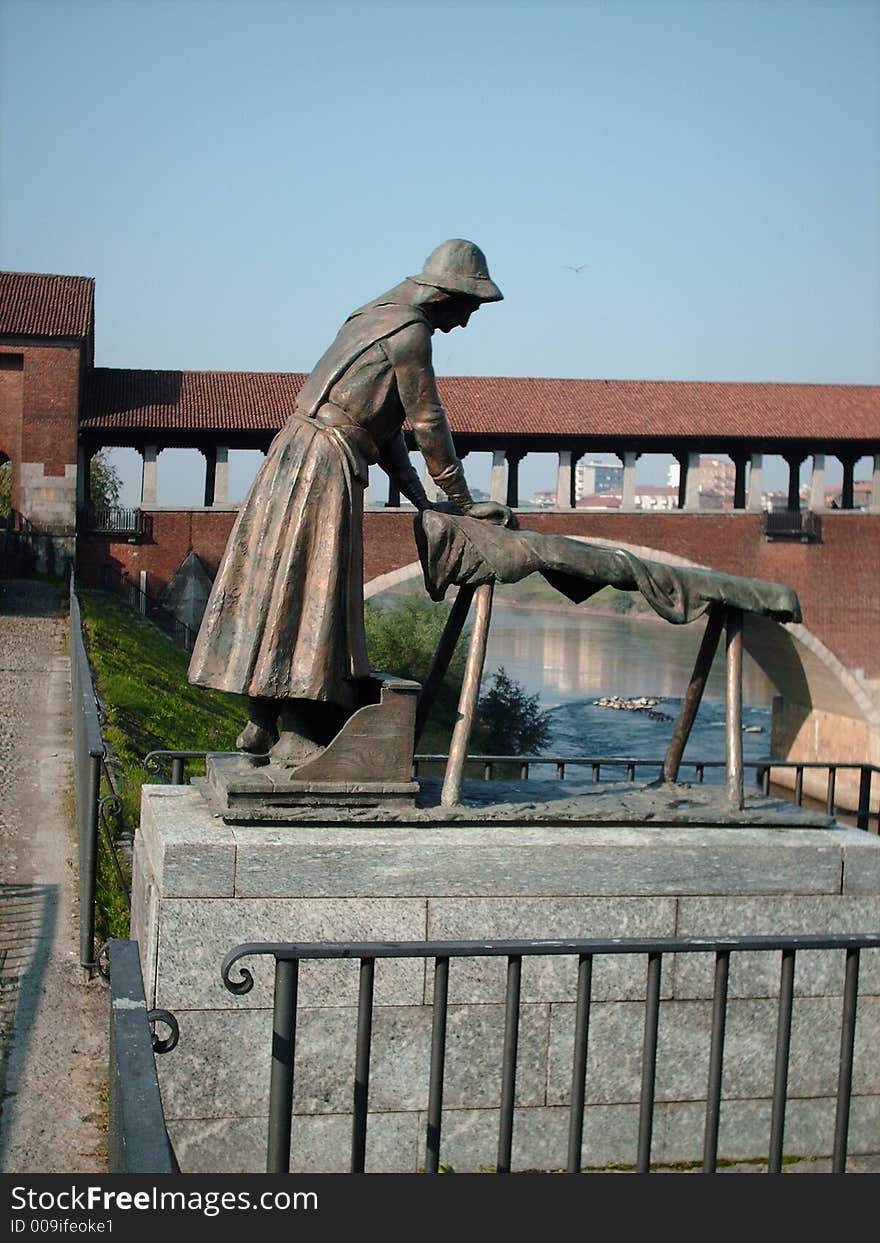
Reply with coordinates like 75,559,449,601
188,413,370,710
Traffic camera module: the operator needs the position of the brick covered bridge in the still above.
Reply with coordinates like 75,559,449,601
2,271,879,796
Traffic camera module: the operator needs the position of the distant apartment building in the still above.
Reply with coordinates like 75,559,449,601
575,459,623,500
666,456,736,507
634,484,679,510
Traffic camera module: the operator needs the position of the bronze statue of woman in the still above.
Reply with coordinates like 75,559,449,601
187,239,514,765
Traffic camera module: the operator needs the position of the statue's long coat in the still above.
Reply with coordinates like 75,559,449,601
188,284,467,709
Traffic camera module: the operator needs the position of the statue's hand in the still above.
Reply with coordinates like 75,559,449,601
467,501,519,530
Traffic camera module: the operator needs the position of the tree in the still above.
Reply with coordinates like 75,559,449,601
364,596,466,714
90,450,122,508
0,460,10,518
476,666,552,755
364,595,553,756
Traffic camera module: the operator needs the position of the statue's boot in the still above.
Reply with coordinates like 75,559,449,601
236,698,280,754
268,730,324,770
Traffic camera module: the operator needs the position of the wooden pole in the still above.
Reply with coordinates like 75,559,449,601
414,584,477,748
663,604,725,783
441,582,495,808
725,608,744,810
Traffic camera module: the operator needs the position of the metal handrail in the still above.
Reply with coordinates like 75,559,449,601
107,939,178,1173
143,749,880,831
70,576,133,970
80,505,153,539
70,577,104,970
223,933,880,1175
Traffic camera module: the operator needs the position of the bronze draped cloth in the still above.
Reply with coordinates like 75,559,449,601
188,303,428,710
414,511,802,624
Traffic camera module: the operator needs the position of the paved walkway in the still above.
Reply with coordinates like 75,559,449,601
0,579,108,1174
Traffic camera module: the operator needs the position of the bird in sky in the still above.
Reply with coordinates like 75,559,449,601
565,263,588,273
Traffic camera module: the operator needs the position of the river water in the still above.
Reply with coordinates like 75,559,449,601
481,601,776,777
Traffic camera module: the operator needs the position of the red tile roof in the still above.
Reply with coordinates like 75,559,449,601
0,272,95,339
82,368,305,430
80,367,880,443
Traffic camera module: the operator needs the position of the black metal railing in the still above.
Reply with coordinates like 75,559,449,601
80,505,153,540
79,562,197,651
70,577,132,971
0,509,37,577
144,749,880,833
70,580,104,971
762,509,821,542
222,933,880,1175
107,938,179,1173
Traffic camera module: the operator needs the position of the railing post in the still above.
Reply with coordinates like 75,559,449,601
107,939,177,1173
725,608,744,810
637,952,662,1173
857,767,872,832
80,753,101,972
266,958,299,1174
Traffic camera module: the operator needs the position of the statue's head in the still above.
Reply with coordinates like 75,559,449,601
409,240,503,304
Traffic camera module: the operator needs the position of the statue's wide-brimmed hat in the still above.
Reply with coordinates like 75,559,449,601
410,239,503,302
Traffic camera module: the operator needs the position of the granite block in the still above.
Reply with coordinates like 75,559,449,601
154,896,428,1010
290,1003,550,1114
140,787,236,897
425,896,677,1004
841,830,880,894
546,996,880,1106
849,1094,880,1155
167,1111,419,1174
158,1003,550,1121
129,841,159,1007
415,1103,641,1172
658,1094,879,1165
229,819,844,898
656,1096,832,1164
158,1009,273,1120
673,896,880,998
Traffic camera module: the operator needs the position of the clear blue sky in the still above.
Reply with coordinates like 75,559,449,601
2,0,878,502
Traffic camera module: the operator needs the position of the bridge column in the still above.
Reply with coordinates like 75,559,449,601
840,455,856,509
140,445,159,506
490,449,506,503
677,451,701,510
556,450,574,509
214,447,228,505
76,444,93,508
203,448,215,507
808,453,825,511
732,454,747,510
785,454,803,511
506,452,524,508
202,447,230,506
870,454,880,512
747,453,764,510
619,450,638,511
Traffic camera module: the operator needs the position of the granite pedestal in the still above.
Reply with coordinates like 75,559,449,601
131,782,880,1173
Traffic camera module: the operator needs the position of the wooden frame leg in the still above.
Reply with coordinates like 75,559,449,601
725,607,744,810
663,603,725,783
414,584,477,749
441,582,495,808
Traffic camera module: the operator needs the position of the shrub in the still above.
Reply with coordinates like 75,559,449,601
476,667,552,755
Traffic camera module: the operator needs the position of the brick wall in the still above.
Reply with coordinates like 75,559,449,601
0,342,81,521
